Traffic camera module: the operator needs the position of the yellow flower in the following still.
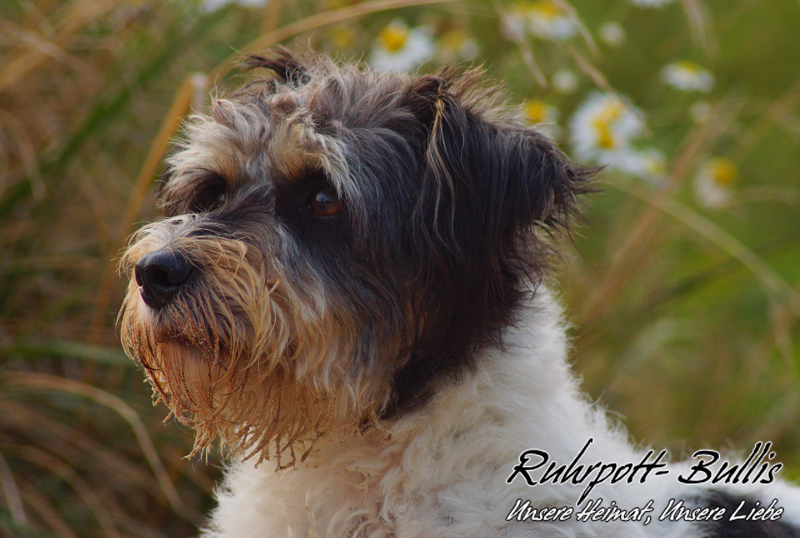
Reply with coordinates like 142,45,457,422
626,148,667,184
694,158,737,208
710,158,737,186
379,22,408,53
570,92,645,169
661,61,714,93
641,149,667,178
325,0,353,8
522,100,560,139
437,28,479,63
591,101,624,150
369,20,435,73
530,0,560,18
504,0,576,41
523,100,549,124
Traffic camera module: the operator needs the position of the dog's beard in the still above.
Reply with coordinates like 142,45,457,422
119,228,385,468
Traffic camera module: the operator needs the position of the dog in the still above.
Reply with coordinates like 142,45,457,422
119,49,800,537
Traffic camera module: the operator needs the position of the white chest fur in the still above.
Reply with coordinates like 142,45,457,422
204,290,798,538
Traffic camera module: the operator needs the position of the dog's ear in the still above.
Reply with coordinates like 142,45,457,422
387,72,594,416
405,70,592,273
243,48,310,86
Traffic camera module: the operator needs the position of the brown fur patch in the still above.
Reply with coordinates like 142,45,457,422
120,219,391,466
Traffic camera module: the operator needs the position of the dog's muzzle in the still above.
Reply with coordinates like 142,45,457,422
134,249,195,309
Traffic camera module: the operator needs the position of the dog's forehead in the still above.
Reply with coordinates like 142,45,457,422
162,68,421,205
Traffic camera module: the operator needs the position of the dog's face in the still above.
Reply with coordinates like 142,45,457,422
119,50,589,467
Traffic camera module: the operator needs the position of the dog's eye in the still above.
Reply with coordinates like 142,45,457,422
309,187,341,217
189,174,227,213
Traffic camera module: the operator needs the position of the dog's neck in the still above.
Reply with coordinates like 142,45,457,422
307,287,592,476
207,290,684,538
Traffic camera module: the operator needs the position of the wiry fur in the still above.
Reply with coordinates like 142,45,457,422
120,216,372,465
119,50,800,537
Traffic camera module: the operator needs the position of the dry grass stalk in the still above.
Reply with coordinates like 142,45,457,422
0,109,44,199
517,37,549,88
667,96,747,187
735,76,800,159
261,0,286,34
4,372,196,523
680,0,718,56
552,0,597,55
491,0,548,88
15,446,121,538
566,44,615,94
0,0,118,92
618,182,800,318
19,484,79,538
0,448,27,529
1,397,159,495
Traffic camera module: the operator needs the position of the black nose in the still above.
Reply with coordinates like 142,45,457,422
134,250,194,309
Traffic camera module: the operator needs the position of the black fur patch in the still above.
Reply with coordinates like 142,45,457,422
382,73,594,416
701,490,800,538
244,47,311,86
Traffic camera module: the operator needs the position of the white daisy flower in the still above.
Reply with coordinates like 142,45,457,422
522,99,561,139
629,0,676,8
661,61,715,93
528,0,577,40
622,148,668,184
200,0,268,13
599,21,626,48
437,28,479,64
569,92,645,169
501,7,529,41
369,20,434,73
694,157,737,208
505,1,577,41
552,69,579,94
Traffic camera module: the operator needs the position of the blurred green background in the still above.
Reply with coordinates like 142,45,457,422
1,0,799,535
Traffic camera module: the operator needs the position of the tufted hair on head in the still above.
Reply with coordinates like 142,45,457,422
123,49,595,461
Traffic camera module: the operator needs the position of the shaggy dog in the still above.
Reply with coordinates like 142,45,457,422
120,50,800,537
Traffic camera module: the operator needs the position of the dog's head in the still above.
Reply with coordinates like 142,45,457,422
119,49,591,466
